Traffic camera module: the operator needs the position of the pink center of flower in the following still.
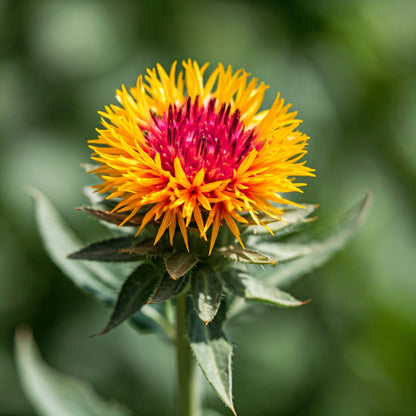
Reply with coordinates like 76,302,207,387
143,98,260,183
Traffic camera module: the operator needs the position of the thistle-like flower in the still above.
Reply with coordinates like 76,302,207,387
27,52,375,416
90,60,314,253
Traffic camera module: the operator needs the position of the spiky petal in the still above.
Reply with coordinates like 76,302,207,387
90,60,314,253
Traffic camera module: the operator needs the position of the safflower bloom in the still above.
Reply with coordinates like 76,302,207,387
90,60,314,253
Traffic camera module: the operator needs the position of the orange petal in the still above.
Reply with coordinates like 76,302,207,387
177,210,189,251
154,210,173,245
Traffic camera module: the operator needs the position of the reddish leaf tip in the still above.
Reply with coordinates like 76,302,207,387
88,329,105,339
167,272,180,280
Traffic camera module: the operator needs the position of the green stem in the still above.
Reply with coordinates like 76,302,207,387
176,293,201,416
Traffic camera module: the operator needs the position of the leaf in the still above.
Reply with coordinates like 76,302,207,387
15,328,131,416
68,237,145,262
81,186,153,224
76,207,145,227
273,215,317,239
229,194,371,319
122,239,166,256
166,252,199,280
244,203,318,236
191,265,223,323
150,273,189,303
95,263,163,336
32,188,123,298
222,270,306,307
265,192,372,289
248,241,314,262
32,189,174,340
216,246,276,264
189,305,235,415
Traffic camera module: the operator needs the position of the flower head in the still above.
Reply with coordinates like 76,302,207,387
90,60,314,253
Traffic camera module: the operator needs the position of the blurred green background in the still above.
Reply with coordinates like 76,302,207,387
1,0,416,415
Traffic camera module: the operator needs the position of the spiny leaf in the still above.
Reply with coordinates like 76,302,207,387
32,189,174,340
15,328,131,416
228,194,372,319
216,246,276,264
266,192,372,289
150,273,189,303
32,188,123,297
222,270,307,307
191,265,223,324
94,263,163,336
76,207,145,226
166,252,199,280
122,239,166,256
68,237,144,262
189,305,235,415
244,203,318,236
250,241,314,262
266,215,317,239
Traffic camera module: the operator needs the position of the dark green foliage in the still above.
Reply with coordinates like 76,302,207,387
68,237,145,262
33,187,372,415
150,273,189,303
75,207,145,226
166,252,199,280
191,265,223,323
216,246,277,264
221,270,306,308
244,203,318,238
94,263,163,336
189,304,235,415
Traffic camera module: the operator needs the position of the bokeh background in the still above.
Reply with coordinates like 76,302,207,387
1,0,416,415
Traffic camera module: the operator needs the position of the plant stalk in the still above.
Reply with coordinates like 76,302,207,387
176,292,201,416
